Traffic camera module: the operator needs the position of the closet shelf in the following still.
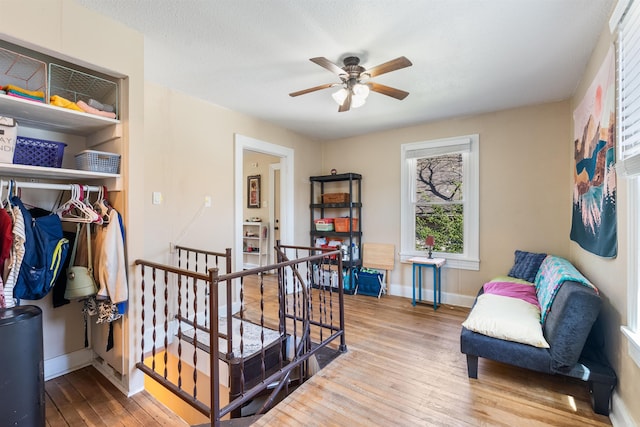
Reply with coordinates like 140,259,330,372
0,163,122,190
0,94,119,136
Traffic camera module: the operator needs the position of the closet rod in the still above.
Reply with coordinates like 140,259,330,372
0,181,102,192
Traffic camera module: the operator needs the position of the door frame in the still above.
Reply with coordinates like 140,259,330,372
268,162,281,265
234,134,294,276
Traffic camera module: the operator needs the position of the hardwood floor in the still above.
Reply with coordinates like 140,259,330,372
46,280,613,426
45,366,189,427
252,289,612,427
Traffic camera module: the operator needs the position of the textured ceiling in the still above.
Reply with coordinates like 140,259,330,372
77,0,613,141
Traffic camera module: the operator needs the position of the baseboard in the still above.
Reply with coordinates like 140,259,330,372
387,283,476,308
610,390,637,427
92,357,131,396
44,347,93,381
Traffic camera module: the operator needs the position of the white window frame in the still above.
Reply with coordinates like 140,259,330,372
400,134,479,270
621,177,640,368
612,0,640,368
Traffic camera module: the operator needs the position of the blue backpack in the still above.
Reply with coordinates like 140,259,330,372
12,196,69,301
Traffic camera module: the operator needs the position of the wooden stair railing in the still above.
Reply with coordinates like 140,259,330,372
135,243,347,427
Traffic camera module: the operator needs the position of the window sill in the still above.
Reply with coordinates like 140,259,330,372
400,253,479,270
621,326,640,369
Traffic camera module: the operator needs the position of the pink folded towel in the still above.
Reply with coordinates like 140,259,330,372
76,100,117,119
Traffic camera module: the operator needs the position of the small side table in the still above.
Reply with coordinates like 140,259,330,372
408,257,446,310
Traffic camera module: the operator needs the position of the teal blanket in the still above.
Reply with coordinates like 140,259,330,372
534,256,598,324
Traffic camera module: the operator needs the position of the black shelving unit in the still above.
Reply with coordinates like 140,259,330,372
310,172,362,294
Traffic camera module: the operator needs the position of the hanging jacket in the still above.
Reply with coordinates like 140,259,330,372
12,196,69,301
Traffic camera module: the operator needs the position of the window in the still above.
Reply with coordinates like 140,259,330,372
400,134,479,270
612,0,640,367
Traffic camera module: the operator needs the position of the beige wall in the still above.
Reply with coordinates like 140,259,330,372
321,102,571,303
143,81,320,264
569,17,639,426
243,151,280,222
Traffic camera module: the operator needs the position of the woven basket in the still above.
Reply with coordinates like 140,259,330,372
322,193,349,203
13,136,66,168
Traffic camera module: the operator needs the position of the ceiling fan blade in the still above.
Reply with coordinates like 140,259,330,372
338,91,352,112
366,56,413,78
289,83,336,97
369,82,410,100
310,57,346,76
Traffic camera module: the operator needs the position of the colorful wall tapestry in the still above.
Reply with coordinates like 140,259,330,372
570,46,617,258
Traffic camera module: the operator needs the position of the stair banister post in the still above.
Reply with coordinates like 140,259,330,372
209,267,220,427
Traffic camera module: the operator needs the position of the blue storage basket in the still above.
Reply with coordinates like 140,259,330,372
13,136,66,168
356,269,384,297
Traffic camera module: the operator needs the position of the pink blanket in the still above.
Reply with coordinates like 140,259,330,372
76,100,117,119
483,281,540,308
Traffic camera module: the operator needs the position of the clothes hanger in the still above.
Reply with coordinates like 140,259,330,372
0,179,6,208
83,186,103,225
56,184,100,223
92,186,110,224
6,180,15,221
7,180,16,207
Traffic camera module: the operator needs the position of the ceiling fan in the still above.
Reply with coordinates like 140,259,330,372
289,55,413,112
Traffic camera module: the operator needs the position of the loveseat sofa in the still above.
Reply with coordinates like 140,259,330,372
460,251,617,415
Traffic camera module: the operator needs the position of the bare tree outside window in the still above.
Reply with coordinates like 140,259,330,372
415,154,464,253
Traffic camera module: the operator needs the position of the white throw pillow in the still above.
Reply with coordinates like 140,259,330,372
462,293,549,348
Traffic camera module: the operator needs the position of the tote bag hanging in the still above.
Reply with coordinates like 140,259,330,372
64,223,97,299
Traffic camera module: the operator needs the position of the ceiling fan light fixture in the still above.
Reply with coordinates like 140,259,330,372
353,83,370,98
351,94,366,109
332,87,348,105
291,55,412,111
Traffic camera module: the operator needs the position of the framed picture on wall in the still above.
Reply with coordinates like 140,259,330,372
247,175,261,208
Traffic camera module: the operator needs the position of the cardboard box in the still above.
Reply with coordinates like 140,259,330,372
0,117,17,163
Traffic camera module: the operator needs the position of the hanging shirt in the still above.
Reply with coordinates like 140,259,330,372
4,205,25,308
0,208,12,267
96,209,127,304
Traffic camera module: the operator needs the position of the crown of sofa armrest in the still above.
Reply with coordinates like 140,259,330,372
542,281,602,374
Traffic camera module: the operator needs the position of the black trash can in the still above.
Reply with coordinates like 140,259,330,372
0,305,45,426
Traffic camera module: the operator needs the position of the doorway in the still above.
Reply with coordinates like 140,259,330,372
234,134,294,276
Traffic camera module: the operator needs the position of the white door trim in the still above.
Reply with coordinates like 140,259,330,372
234,134,294,277
269,162,281,265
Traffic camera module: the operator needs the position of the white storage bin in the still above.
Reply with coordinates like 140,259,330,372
75,150,120,174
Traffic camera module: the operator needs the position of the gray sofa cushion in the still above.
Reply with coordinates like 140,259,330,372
543,281,602,373
460,327,552,373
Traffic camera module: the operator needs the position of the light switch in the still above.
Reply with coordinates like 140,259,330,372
152,191,162,205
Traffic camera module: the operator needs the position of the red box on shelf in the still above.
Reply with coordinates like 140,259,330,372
334,217,358,232
320,244,340,260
